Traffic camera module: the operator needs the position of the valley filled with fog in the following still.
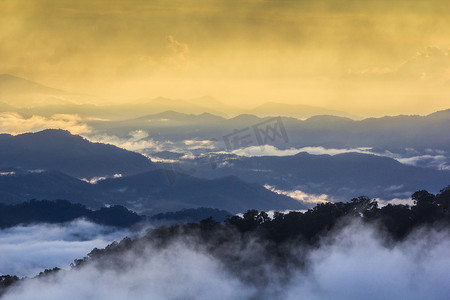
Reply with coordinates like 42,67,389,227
3,202,450,300
0,220,136,277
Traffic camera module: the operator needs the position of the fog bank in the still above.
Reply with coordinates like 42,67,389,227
4,222,449,300
0,220,133,277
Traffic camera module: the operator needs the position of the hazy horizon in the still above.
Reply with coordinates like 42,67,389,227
1,0,450,117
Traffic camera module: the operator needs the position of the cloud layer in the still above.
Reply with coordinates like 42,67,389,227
4,223,450,299
230,145,450,170
0,220,133,277
231,145,373,157
264,184,331,205
0,113,90,135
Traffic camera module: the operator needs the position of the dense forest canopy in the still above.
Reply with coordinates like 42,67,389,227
1,187,448,298
75,186,450,265
0,200,143,228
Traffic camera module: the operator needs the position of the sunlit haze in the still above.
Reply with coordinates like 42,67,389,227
1,0,450,117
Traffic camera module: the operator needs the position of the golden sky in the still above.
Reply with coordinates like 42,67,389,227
1,0,450,116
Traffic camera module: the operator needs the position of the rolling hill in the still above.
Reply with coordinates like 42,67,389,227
188,151,450,201
0,129,156,178
0,169,306,214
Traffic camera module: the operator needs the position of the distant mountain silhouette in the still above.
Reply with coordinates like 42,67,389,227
134,97,228,117
0,74,67,96
125,110,227,124
427,108,450,119
0,78,236,119
189,152,450,201
186,96,243,116
130,110,226,124
0,129,155,178
0,169,306,214
0,74,76,107
248,102,356,119
88,109,450,154
228,114,264,126
14,99,233,120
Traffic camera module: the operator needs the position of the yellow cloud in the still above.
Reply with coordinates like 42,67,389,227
1,0,450,116
0,113,90,135
348,46,450,83
398,46,450,83
167,36,189,58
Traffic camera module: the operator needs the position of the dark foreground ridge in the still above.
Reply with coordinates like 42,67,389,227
74,187,450,265
0,200,143,228
150,207,232,224
1,187,449,298
0,200,233,229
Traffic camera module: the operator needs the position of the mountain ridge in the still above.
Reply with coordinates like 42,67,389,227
0,129,155,178
0,169,306,214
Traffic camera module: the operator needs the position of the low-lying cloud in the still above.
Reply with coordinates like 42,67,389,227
86,131,164,153
4,222,449,299
265,184,414,207
396,154,449,170
375,198,415,207
229,145,450,170
85,133,218,160
81,173,123,184
230,145,373,157
285,224,450,300
264,184,331,205
0,220,133,277
0,113,90,135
